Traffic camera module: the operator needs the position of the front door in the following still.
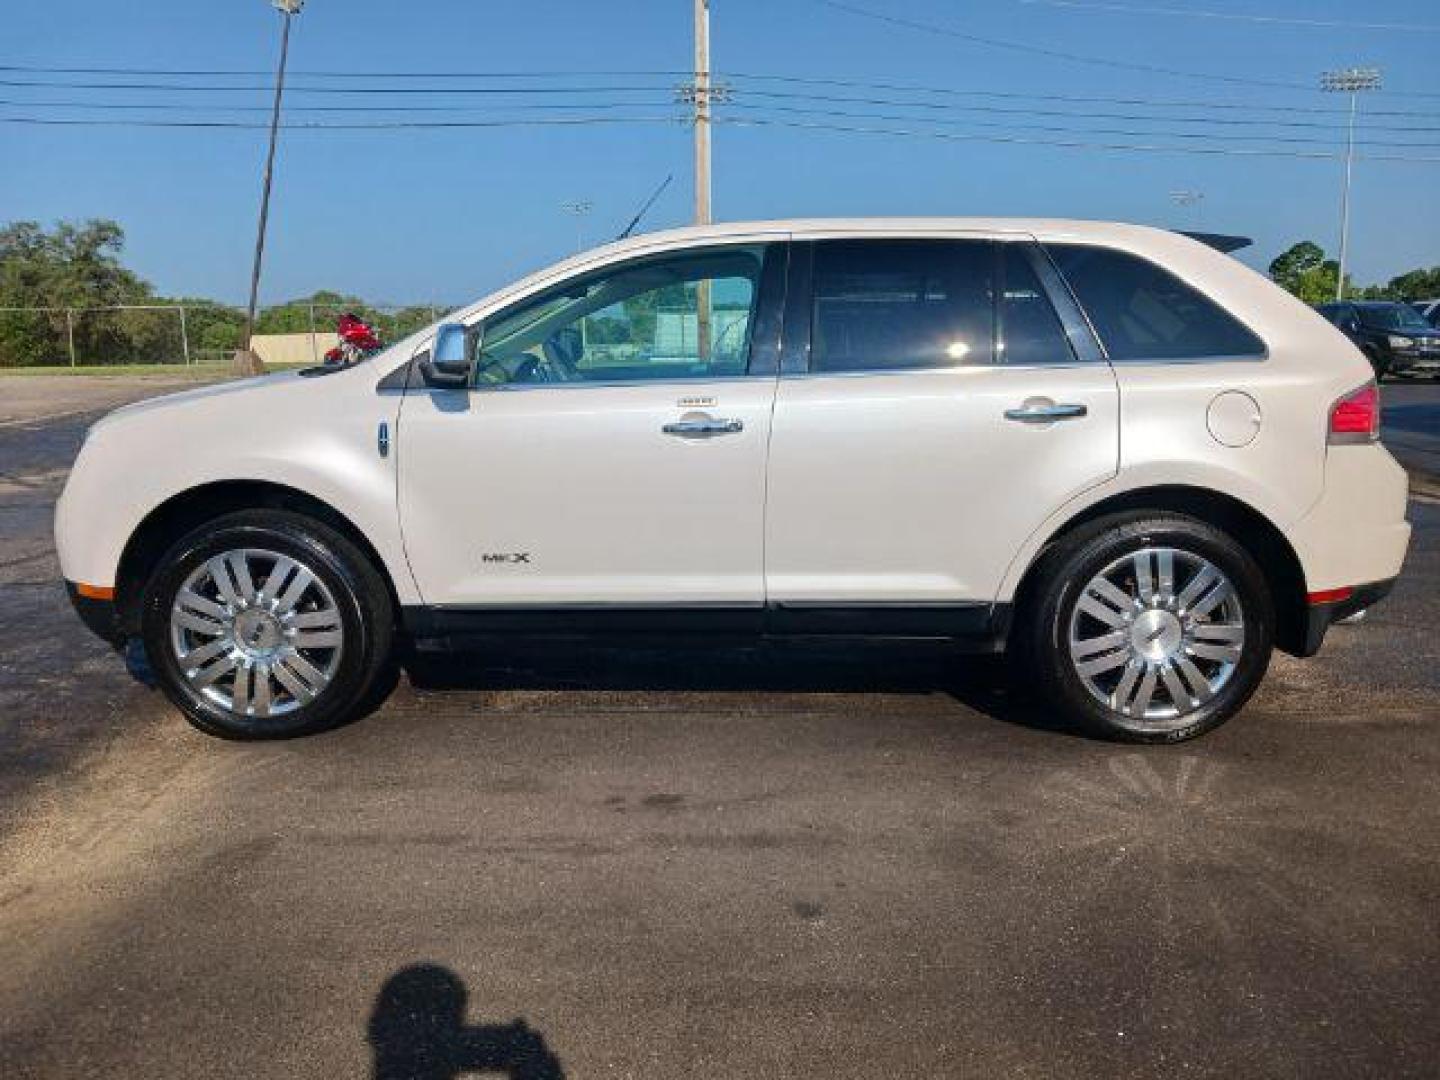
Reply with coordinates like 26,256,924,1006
398,242,786,611
764,237,1119,617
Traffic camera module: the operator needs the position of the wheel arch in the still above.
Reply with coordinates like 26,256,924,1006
1008,484,1310,656
114,480,403,638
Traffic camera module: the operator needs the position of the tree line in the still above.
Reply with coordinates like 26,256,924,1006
1267,240,1439,307
0,219,442,367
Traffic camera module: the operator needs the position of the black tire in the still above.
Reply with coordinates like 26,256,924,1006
1016,512,1275,744
140,509,395,739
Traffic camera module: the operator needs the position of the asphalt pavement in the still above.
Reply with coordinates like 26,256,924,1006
0,376,1436,1078
1384,380,1440,481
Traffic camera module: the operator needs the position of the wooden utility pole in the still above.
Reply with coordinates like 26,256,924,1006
693,0,713,359
693,0,712,227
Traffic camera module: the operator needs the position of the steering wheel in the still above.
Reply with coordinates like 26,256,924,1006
542,329,583,381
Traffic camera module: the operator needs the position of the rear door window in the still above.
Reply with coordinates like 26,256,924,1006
809,240,995,372
1045,244,1265,361
999,244,1076,365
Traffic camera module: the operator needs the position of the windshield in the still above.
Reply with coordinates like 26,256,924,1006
1359,305,1429,331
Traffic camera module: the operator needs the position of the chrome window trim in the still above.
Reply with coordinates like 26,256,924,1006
1104,353,1268,366
775,359,1107,382
466,372,780,394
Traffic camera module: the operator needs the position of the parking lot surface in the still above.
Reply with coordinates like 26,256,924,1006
1,376,1436,1078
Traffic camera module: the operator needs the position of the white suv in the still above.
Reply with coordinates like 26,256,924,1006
56,219,1411,742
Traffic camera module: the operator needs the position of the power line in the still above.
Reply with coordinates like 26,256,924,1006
0,115,687,131
0,64,691,79
7,86,1439,135
5,86,1434,135
5,62,1440,119
0,77,675,95
720,70,1440,119
732,88,1440,134
721,102,1440,149
7,110,1439,163
814,0,1312,92
0,97,686,114
1016,0,1440,33
813,0,1440,98
715,115,1440,164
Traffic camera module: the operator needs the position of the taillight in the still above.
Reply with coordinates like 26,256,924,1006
1328,381,1380,444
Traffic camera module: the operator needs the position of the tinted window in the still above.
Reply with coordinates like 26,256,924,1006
810,240,994,372
473,247,764,385
1358,304,1428,332
1000,245,1075,365
1320,305,1355,329
1046,244,1265,361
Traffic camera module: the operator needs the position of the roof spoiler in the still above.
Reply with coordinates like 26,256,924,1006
1179,231,1253,254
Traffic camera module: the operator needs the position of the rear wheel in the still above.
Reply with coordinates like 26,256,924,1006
1019,512,1274,743
140,510,395,738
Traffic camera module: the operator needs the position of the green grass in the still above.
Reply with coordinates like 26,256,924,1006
0,362,309,378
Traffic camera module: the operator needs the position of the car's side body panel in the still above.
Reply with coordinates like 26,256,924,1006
765,362,1119,603
54,369,419,604
395,376,778,605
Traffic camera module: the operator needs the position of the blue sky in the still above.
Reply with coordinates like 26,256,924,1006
3,1,1438,305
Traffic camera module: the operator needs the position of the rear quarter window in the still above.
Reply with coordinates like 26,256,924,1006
1045,243,1265,362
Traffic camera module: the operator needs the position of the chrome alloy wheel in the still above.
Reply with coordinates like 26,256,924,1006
168,548,344,718
1067,546,1246,729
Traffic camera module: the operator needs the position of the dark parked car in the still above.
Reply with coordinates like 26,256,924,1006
1412,299,1440,328
1318,300,1440,379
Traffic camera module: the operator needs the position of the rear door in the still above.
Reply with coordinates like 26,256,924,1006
763,236,1119,622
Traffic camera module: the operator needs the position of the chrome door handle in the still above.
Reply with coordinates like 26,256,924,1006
662,417,744,437
1004,402,1088,423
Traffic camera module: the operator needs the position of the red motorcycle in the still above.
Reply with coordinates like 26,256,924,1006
324,312,383,365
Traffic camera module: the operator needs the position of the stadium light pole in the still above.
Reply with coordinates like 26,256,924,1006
1169,189,1204,227
238,0,304,375
1321,66,1381,302
561,200,593,253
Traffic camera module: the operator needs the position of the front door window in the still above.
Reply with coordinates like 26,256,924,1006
473,247,766,386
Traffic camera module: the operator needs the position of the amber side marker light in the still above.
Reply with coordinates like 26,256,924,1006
75,583,115,601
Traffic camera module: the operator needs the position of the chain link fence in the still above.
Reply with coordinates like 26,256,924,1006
0,305,192,367
0,301,453,369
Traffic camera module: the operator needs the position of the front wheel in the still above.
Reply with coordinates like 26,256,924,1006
140,510,395,738
1018,513,1275,743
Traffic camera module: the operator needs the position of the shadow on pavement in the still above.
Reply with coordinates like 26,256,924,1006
369,963,565,1079
402,641,1076,737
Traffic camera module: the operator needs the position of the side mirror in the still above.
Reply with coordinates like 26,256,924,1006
419,322,471,388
